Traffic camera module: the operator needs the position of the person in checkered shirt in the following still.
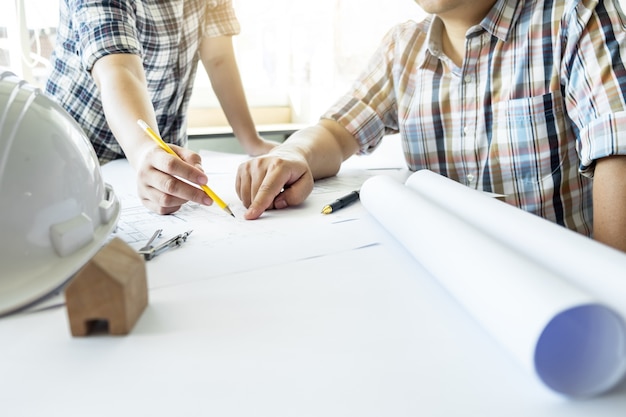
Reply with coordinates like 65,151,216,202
235,0,626,253
45,0,276,215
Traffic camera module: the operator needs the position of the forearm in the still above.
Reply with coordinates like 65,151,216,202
271,118,359,180
91,54,213,215
592,155,626,252
91,53,157,167
200,36,258,141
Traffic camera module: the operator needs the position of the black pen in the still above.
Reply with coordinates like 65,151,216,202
321,190,360,214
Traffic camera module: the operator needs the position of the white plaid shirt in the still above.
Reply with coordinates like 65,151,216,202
323,0,626,236
45,0,240,163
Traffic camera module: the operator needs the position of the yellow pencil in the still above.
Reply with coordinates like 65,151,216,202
137,119,235,218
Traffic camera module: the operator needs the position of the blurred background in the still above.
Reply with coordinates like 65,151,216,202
1,0,424,127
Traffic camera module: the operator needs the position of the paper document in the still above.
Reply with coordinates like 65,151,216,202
360,170,626,398
101,156,396,289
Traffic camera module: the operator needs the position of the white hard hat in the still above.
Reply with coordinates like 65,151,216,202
0,72,120,316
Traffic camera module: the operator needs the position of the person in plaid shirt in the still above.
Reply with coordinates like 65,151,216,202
45,0,275,214
235,0,626,253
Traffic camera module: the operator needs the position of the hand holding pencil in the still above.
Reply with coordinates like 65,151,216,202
137,119,235,217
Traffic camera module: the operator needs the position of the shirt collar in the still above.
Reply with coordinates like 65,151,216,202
424,0,524,63
480,0,524,42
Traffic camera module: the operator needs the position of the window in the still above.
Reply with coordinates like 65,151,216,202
1,0,59,87
191,0,425,124
219,0,424,123
1,0,424,125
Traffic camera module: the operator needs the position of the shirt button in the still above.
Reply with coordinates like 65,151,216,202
464,75,473,83
463,125,473,136
467,174,475,183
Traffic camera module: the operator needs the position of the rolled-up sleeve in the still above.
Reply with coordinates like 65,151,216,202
203,0,241,37
563,0,626,176
71,0,141,71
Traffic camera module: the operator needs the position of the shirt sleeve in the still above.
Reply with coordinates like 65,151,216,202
70,0,141,72
321,23,415,155
203,0,241,38
562,0,626,176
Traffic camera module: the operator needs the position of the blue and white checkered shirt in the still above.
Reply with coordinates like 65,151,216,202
45,0,240,163
323,0,626,236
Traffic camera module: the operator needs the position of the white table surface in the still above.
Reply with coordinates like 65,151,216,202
1,136,625,416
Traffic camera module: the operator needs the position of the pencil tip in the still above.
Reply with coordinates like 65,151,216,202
223,206,236,218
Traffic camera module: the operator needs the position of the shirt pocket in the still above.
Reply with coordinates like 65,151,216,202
490,92,569,186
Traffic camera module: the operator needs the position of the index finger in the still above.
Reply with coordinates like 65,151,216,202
244,168,291,220
153,147,208,189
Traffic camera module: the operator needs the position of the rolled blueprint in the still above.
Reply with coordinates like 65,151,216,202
360,172,626,398
405,169,626,319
